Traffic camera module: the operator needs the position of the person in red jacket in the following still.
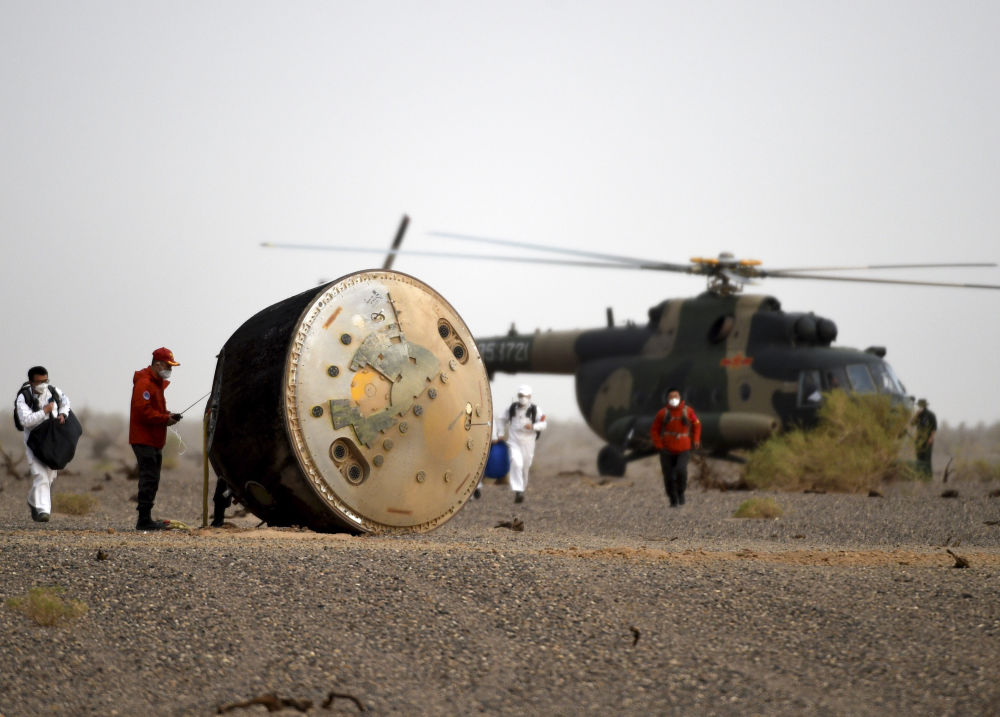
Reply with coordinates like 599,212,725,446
650,387,701,507
129,347,182,530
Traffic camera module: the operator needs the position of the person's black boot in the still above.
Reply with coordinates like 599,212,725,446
514,491,524,504
136,509,168,531
136,517,168,530
210,504,226,527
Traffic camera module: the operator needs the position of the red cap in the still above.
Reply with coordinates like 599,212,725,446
152,347,180,366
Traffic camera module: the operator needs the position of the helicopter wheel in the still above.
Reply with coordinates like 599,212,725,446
597,444,627,477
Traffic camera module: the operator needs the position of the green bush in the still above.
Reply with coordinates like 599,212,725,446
6,586,87,626
746,391,914,493
733,497,783,519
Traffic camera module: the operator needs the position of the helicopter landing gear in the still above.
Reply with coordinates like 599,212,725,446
597,444,627,477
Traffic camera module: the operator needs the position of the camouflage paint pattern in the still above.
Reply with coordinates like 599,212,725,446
477,292,908,458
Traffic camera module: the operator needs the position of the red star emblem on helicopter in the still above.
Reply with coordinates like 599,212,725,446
720,352,753,368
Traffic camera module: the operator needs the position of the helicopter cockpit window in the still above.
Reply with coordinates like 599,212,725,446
846,364,876,393
824,368,847,391
885,362,906,395
869,362,905,395
798,370,822,407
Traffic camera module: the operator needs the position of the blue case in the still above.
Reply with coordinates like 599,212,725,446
484,441,510,479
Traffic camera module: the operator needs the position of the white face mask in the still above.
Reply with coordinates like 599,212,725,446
517,396,530,407
158,368,172,380
668,397,681,408
32,382,48,395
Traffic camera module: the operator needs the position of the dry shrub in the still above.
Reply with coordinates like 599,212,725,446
937,421,1000,468
0,439,26,480
953,458,1000,483
6,586,87,626
733,497,783,519
76,409,126,460
746,391,914,493
53,493,97,516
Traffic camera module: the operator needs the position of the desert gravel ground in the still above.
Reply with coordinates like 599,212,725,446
1,422,999,716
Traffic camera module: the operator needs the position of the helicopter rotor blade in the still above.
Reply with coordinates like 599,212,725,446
382,214,410,271
760,272,1000,290
767,262,997,275
428,230,694,273
262,239,1000,289
260,242,690,272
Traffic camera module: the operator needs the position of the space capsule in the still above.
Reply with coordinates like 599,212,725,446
206,270,493,533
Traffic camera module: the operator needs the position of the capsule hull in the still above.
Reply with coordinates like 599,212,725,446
207,270,493,533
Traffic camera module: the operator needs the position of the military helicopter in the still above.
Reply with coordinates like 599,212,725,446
263,223,1000,476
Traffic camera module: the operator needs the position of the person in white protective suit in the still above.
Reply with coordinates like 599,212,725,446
496,384,547,503
14,366,72,522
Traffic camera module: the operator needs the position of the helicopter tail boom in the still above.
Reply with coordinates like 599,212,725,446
477,330,584,375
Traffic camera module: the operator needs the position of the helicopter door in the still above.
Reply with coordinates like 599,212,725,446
846,364,877,393
797,370,822,407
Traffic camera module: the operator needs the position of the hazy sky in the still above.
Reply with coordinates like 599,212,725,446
3,1,998,429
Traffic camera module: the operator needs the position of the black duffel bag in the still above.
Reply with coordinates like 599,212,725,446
27,411,84,470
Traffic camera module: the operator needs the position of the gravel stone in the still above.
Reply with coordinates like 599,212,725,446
0,422,998,715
